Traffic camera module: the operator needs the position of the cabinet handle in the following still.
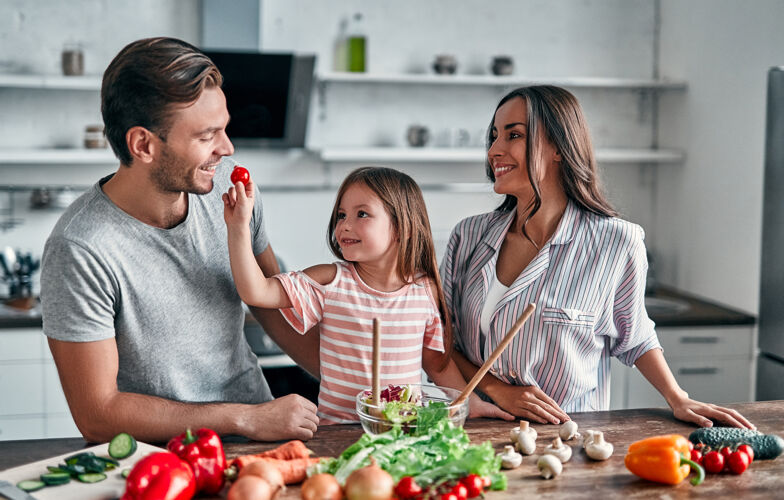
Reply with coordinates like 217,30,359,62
679,337,719,344
678,367,719,375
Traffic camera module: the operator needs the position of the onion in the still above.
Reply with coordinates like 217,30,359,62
344,458,394,500
301,473,343,500
227,476,274,500
239,460,286,494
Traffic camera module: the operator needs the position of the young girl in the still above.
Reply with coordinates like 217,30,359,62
223,166,512,424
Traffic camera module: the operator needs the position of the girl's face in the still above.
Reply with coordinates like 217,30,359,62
335,183,398,264
488,97,560,198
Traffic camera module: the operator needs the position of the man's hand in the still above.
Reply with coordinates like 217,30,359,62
239,394,319,441
222,179,255,230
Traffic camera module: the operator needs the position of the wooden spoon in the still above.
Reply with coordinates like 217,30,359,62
451,303,536,408
372,317,381,408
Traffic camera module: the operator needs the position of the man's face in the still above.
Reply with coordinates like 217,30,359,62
150,87,234,195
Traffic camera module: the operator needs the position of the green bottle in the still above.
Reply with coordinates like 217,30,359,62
346,13,366,72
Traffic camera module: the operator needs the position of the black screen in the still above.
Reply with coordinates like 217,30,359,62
204,51,292,139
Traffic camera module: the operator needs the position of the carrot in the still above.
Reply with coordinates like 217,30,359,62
229,440,313,471
238,457,322,484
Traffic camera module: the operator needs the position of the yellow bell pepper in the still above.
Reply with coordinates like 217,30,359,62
624,434,704,486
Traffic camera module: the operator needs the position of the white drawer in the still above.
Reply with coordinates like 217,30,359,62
625,357,753,408
44,361,71,414
657,326,755,359
0,329,44,361
0,416,46,441
0,363,44,415
46,414,81,438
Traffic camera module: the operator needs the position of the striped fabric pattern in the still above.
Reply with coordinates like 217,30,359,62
275,261,445,424
441,200,661,412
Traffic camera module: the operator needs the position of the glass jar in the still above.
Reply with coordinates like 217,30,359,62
84,124,107,149
61,44,84,76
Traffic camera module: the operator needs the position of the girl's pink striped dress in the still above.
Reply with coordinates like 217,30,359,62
274,261,445,424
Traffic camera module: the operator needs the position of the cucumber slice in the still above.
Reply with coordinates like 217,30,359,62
16,480,46,492
40,471,71,486
77,472,107,483
121,468,131,478
108,432,138,459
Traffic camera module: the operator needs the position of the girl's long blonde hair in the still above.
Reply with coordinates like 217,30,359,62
328,167,453,365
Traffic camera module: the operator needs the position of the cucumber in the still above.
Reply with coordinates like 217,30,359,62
108,432,137,459
689,427,784,459
40,471,71,486
16,480,46,492
77,472,108,483
121,468,131,479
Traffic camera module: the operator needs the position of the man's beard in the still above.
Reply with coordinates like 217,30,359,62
150,145,215,195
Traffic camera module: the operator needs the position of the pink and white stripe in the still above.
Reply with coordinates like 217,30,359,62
275,261,444,424
441,200,661,412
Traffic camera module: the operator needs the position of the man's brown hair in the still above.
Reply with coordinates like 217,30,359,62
101,37,222,166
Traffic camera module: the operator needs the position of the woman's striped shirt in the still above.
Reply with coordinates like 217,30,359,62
275,261,445,424
441,200,661,412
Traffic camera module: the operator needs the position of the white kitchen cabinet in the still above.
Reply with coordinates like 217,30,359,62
0,416,46,441
611,325,756,410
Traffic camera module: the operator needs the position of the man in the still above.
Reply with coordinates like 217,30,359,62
41,37,320,443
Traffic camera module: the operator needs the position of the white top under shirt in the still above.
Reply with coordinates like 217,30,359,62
480,272,511,340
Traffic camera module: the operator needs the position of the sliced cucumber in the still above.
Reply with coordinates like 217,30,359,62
16,480,46,492
121,468,131,479
77,472,107,483
108,432,138,459
40,471,71,486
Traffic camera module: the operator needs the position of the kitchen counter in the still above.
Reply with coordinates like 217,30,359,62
1,401,782,498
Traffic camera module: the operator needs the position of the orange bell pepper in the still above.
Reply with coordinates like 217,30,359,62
624,434,704,486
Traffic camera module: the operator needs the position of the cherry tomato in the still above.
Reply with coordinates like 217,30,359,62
394,476,422,499
728,450,750,475
719,446,733,459
451,483,468,500
459,474,484,498
737,444,754,463
687,440,694,451
480,476,492,489
690,449,703,465
440,494,459,500
703,450,725,474
230,166,250,185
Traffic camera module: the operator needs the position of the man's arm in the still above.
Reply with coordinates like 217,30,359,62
248,245,321,379
48,336,318,443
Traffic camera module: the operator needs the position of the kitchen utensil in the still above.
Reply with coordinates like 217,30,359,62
3,247,16,274
371,317,381,409
451,303,536,408
0,441,166,500
0,480,37,500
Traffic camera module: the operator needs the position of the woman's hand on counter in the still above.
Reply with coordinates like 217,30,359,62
668,395,756,430
485,383,570,424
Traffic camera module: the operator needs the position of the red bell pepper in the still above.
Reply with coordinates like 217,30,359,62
167,428,227,495
121,451,196,500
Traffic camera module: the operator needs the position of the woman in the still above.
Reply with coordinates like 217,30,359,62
442,85,753,428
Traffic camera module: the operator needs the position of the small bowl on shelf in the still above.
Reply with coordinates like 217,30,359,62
356,384,469,435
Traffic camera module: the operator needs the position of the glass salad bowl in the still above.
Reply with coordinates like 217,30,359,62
356,384,469,435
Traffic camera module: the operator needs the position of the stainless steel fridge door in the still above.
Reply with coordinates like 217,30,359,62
757,354,784,400
759,67,784,359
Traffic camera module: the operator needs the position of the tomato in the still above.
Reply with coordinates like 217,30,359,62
719,446,733,460
480,476,492,489
703,450,725,474
394,476,422,499
687,440,694,451
230,166,250,185
439,494,459,500
450,483,468,500
737,444,754,463
727,450,750,475
690,449,703,465
459,474,485,497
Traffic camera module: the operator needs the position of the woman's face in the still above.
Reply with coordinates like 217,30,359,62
488,97,560,198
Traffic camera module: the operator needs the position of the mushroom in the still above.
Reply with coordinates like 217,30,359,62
543,437,572,463
584,431,614,461
559,420,580,441
537,454,563,479
509,420,538,443
499,445,523,469
516,431,537,455
582,429,600,449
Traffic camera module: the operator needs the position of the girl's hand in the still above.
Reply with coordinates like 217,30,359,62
668,395,755,429
487,383,570,424
468,394,515,420
222,179,255,229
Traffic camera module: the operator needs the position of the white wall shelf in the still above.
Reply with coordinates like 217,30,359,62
0,149,116,164
317,147,685,165
0,74,102,90
317,72,688,90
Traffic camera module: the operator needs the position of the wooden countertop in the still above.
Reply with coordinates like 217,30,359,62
1,401,782,498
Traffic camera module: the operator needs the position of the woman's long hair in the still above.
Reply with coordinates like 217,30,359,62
328,167,453,367
486,86,617,244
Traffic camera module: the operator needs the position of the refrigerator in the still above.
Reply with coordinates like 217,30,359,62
758,66,784,400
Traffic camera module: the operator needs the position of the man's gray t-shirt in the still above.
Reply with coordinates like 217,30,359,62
41,157,272,404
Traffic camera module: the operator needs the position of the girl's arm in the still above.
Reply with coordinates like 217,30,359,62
634,348,754,428
223,180,291,309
